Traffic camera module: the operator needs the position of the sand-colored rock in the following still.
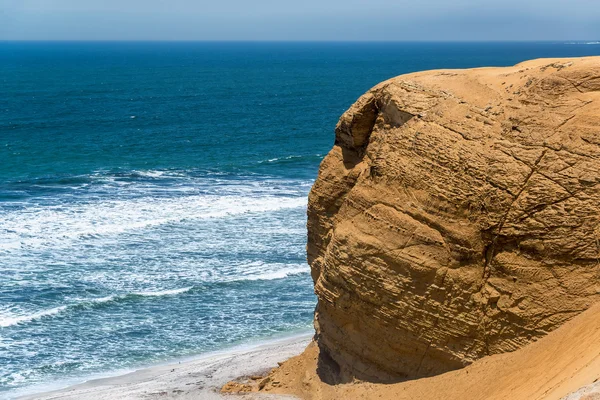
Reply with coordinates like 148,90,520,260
259,302,600,400
307,57,600,382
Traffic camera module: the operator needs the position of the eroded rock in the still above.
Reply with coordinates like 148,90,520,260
308,57,600,382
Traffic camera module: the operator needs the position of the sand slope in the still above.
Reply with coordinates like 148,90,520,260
259,302,600,399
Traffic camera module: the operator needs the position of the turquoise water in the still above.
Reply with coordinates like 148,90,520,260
1,41,599,398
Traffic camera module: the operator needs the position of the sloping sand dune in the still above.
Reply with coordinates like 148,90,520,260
258,302,600,400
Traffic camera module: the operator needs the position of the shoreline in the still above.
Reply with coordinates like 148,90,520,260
16,332,313,400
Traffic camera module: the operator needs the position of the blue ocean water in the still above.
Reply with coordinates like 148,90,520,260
1,41,599,398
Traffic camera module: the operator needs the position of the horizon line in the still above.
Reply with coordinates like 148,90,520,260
1,39,599,43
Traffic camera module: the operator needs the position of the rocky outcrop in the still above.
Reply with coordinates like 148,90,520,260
308,57,600,382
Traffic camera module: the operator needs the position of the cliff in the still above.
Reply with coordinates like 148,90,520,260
307,56,600,382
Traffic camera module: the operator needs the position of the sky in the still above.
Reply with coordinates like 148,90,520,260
1,0,599,41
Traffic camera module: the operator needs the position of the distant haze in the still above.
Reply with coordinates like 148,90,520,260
1,0,599,41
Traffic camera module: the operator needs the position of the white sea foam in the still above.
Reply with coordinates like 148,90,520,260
134,287,193,297
90,295,118,304
0,261,309,329
0,288,195,328
127,170,190,179
565,41,600,45
133,170,165,178
260,154,323,163
0,306,68,328
233,265,308,281
0,192,307,252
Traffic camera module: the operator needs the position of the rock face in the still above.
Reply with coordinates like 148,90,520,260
308,57,600,382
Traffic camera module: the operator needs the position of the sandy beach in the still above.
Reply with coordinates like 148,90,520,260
18,333,312,400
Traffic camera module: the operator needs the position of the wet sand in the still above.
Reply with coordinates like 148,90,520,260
19,333,311,400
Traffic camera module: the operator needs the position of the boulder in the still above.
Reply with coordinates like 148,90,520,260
307,57,600,382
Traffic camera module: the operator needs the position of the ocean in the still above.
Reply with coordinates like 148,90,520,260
1,41,599,398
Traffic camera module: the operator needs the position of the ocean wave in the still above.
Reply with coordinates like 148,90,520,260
0,192,307,252
564,41,600,45
0,287,195,328
3,168,313,193
223,263,308,282
133,287,194,297
233,266,308,281
258,154,323,164
95,169,191,180
0,306,68,328
0,266,309,328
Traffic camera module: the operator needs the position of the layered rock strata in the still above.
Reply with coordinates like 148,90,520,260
307,57,600,382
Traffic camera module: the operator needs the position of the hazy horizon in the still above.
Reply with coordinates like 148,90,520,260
2,40,600,43
1,0,599,41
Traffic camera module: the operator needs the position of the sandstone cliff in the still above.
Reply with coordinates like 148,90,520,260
307,57,600,382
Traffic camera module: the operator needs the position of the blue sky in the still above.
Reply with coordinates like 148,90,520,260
1,0,599,41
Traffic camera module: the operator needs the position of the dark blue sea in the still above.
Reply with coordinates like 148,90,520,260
1,41,599,398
